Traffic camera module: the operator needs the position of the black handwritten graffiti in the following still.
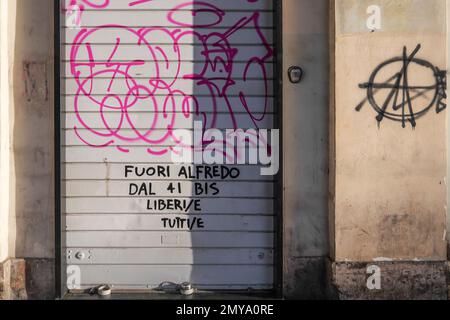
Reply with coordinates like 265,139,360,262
356,44,447,128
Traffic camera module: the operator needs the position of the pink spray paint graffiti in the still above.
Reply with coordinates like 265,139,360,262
68,0,274,158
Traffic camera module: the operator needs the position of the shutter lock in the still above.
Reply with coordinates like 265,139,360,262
288,66,304,84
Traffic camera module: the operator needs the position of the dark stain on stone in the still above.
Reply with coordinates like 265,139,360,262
23,61,48,102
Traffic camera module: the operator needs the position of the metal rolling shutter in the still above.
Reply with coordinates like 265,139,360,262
60,0,277,291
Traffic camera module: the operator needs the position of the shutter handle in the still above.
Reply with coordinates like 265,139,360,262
288,66,303,84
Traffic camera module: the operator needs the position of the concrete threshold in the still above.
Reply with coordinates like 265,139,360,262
64,291,277,301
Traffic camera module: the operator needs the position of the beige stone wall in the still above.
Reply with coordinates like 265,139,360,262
332,0,448,261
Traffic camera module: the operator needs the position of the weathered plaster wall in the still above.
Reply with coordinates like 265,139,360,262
332,0,447,262
283,0,330,298
12,0,55,260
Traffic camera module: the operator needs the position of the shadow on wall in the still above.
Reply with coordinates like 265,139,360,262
12,0,55,299
282,0,330,299
187,1,277,292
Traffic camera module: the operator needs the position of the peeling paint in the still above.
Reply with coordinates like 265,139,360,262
373,257,394,262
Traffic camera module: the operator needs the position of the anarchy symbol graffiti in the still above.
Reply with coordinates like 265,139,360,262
356,44,447,128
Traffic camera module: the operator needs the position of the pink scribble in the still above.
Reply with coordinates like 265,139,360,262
69,1,274,158
168,2,225,28
129,0,153,7
68,0,110,11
